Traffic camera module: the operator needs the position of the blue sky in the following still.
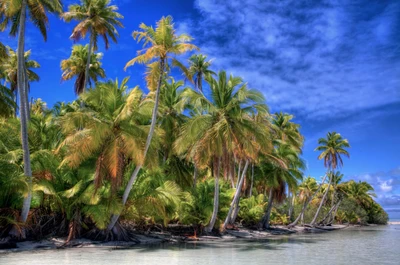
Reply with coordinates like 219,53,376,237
0,0,399,211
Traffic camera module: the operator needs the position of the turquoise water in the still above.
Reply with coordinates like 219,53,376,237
1,225,399,265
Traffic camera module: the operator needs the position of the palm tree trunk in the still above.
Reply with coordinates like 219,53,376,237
83,32,94,91
329,200,341,224
288,174,328,228
248,163,254,197
107,58,165,232
288,192,296,221
260,189,274,229
320,199,340,225
17,0,32,227
236,160,242,188
193,166,198,188
310,173,332,226
23,68,30,121
205,157,220,233
222,160,249,231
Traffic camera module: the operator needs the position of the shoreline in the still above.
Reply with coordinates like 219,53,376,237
0,224,355,253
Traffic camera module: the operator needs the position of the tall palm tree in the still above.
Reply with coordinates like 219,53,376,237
62,0,123,92
259,143,304,229
174,54,215,92
0,0,62,228
106,16,198,232
2,47,40,102
158,78,189,161
310,132,350,226
175,71,270,232
61,44,106,95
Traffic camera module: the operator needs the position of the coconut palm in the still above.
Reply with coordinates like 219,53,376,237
174,54,216,92
61,44,106,95
106,16,198,232
158,78,189,161
343,180,376,208
297,177,319,224
271,112,303,152
175,71,270,232
58,78,156,191
310,132,350,226
62,0,123,91
0,0,62,228
259,143,304,229
2,47,40,101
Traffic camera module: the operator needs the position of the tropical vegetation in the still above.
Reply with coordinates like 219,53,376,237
0,3,388,243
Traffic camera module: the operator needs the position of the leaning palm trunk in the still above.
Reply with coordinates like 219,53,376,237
320,199,341,225
17,0,32,226
329,200,342,224
310,174,332,226
288,174,328,228
222,160,249,231
107,59,165,231
205,157,221,233
83,33,94,91
260,189,274,229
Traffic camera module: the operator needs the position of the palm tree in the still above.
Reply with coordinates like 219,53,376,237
310,132,350,226
297,177,319,224
259,143,304,229
61,44,106,95
0,85,15,117
175,71,270,232
174,54,215,92
0,0,62,228
158,78,189,161
107,16,198,231
58,78,155,191
344,180,376,208
271,112,303,152
62,0,123,91
2,47,40,103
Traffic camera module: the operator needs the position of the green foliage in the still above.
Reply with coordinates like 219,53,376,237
179,179,234,227
238,194,266,226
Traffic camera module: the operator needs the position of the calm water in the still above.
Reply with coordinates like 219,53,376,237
1,225,399,265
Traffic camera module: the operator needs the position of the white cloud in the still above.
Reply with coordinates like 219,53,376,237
185,0,400,120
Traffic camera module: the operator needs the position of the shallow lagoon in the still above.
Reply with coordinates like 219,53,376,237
1,225,399,265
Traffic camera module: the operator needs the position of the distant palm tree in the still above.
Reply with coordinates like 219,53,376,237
0,0,62,227
106,16,198,232
2,47,40,102
174,54,216,92
310,132,350,226
62,0,123,91
61,44,106,95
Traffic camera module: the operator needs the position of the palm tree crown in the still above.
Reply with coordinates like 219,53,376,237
2,47,40,94
62,0,124,50
61,44,106,95
0,0,62,40
315,132,350,170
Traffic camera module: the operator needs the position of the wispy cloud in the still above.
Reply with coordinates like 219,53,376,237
183,0,400,120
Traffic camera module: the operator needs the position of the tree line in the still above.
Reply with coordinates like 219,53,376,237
0,0,387,242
